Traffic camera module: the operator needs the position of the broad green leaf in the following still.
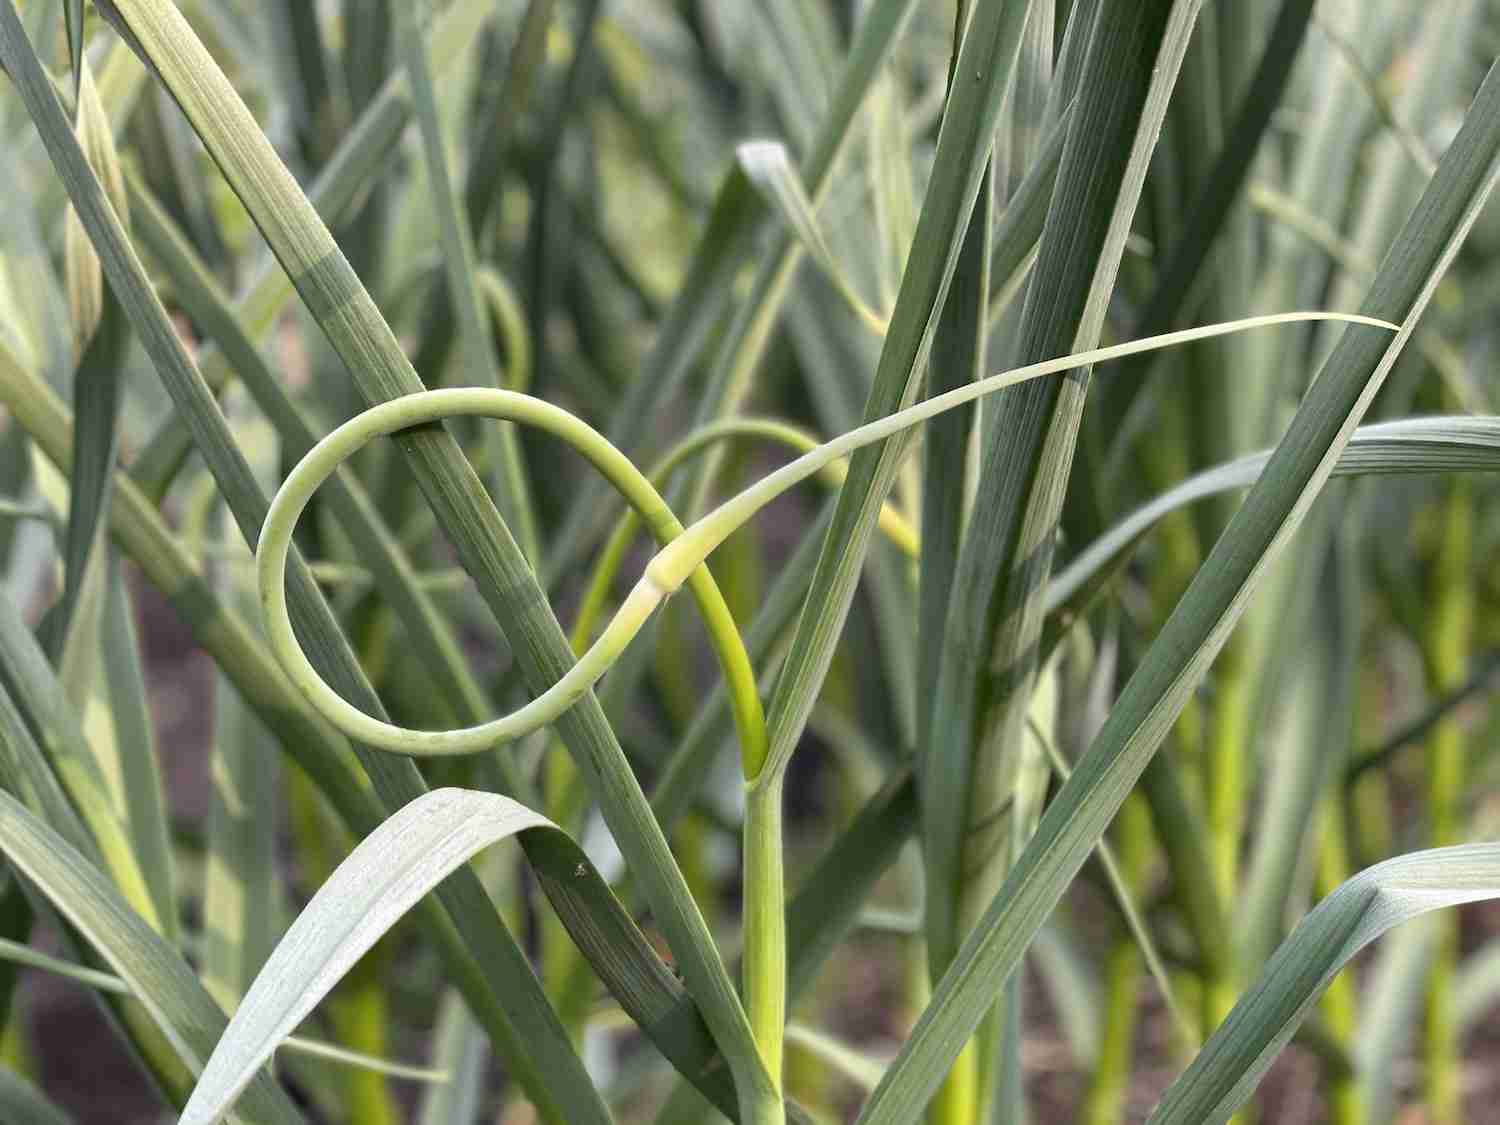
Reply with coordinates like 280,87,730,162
924,0,1200,980
917,108,987,963
760,0,1034,799
181,788,729,1124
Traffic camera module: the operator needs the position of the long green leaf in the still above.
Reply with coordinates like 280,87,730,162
396,0,538,561
63,0,82,93
0,585,161,934
0,19,601,1109
124,0,492,503
853,51,1500,1125
925,0,1199,978
99,556,177,944
545,0,921,583
0,789,304,1124
1046,416,1500,617
760,0,1033,792
203,510,280,1011
91,0,767,1108
181,787,727,1124
1152,845,1500,1123
1357,915,1437,1125
738,139,886,333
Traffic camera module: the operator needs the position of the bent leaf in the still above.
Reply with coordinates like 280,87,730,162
1047,415,1500,614
1151,844,1500,1123
0,790,302,1124
181,788,736,1124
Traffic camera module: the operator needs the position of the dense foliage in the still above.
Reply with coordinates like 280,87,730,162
3,2,1500,1123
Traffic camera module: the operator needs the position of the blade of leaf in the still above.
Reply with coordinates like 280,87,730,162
0,581,162,936
180,789,704,1124
418,993,488,1125
0,58,599,1113
64,0,82,96
203,516,280,1010
759,0,1034,792
925,0,1199,977
738,139,887,333
99,555,177,945
1150,845,1500,1123
544,0,920,584
1356,915,1437,1125
852,51,1500,1125
0,788,304,1124
89,1,767,1105
396,0,539,562
48,287,124,657
1046,416,1500,619
0,1065,73,1125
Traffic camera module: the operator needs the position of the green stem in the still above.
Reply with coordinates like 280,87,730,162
742,774,787,1124
1082,794,1151,1125
571,417,916,650
1423,477,1473,1125
257,387,766,770
253,316,1383,764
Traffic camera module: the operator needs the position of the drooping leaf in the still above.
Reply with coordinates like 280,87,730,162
1152,845,1500,1123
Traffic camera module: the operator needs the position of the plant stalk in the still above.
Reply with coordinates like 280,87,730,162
743,772,787,1124
1082,794,1151,1125
1423,477,1473,1125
